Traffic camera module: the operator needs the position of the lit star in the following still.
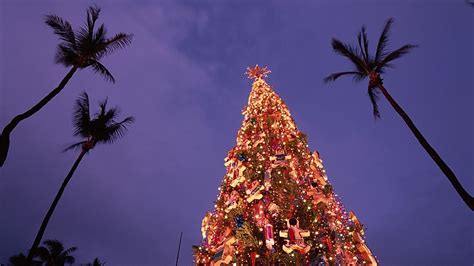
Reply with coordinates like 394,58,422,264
245,65,271,80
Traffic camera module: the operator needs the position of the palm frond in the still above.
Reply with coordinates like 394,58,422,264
44,240,64,258
92,258,103,266
76,24,93,53
331,38,368,74
9,253,28,265
90,60,115,83
324,71,366,83
101,116,135,144
61,247,77,257
100,33,133,57
368,86,381,119
379,44,417,68
86,5,101,37
54,44,78,67
44,15,76,47
76,6,101,58
94,24,107,44
35,246,50,262
357,26,369,62
98,98,109,118
73,92,91,137
63,255,76,265
375,18,394,63
103,107,119,125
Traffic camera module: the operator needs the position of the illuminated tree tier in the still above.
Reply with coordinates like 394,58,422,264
193,66,377,265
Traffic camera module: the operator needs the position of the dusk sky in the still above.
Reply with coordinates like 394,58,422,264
0,0,473,265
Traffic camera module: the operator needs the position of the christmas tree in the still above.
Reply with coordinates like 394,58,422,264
193,66,377,265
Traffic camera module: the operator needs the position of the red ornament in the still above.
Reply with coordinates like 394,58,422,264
251,251,257,266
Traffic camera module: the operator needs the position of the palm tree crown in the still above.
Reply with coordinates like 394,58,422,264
35,240,77,266
87,257,105,266
64,92,134,152
324,18,417,118
45,5,133,82
9,252,42,266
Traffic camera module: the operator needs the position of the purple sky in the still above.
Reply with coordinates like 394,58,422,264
1,0,473,265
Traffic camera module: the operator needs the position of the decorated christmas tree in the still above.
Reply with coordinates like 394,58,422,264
193,66,377,265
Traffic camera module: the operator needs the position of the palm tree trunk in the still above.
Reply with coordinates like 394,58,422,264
377,84,474,211
175,232,183,266
26,149,87,263
0,66,78,167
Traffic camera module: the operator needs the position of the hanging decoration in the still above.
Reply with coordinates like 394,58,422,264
280,218,311,254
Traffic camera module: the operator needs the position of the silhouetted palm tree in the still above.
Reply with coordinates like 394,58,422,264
0,5,133,167
35,240,76,266
325,18,474,211
85,257,105,266
9,252,41,266
26,92,134,262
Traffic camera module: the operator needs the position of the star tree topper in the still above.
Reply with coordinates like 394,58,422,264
245,65,271,80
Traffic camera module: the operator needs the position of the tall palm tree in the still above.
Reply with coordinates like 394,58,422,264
26,92,134,262
35,240,77,266
0,5,133,167
324,18,474,211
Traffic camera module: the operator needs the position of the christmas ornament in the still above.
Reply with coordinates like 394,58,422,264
253,132,266,148
251,251,257,266
224,190,240,213
252,204,266,226
264,223,275,250
308,182,330,206
211,236,236,266
354,235,377,265
238,153,247,162
350,215,378,266
228,162,246,188
270,149,291,167
264,169,272,190
223,156,236,167
312,151,324,169
234,215,244,228
245,180,264,203
279,218,311,254
268,202,280,217
201,212,212,239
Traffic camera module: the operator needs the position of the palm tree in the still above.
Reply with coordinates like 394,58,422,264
85,257,105,266
0,5,133,167
35,240,77,266
9,252,41,266
324,18,474,211
26,92,134,263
